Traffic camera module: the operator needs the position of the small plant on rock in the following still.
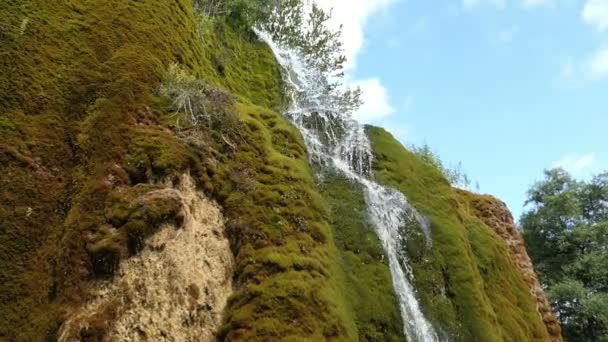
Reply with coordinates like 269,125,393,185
160,63,237,132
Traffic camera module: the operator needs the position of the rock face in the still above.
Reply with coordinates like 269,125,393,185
59,174,234,341
463,191,563,342
0,1,569,340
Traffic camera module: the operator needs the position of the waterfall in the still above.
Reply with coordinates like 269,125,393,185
257,30,438,342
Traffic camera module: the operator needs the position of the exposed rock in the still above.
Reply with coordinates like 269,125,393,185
461,190,563,342
59,174,234,341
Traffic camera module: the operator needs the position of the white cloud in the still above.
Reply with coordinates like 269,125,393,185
553,153,596,176
351,79,394,123
463,0,558,10
315,0,400,123
556,47,608,86
557,1,608,87
582,0,608,31
587,47,608,78
316,0,397,70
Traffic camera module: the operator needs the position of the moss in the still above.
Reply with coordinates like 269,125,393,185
86,225,126,278
456,190,558,341
0,0,551,340
198,102,356,341
106,185,184,254
367,126,552,342
123,126,192,183
319,172,404,341
192,17,286,111
0,0,215,338
1,1,358,339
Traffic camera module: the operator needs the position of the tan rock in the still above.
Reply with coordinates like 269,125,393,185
59,174,234,342
461,190,563,342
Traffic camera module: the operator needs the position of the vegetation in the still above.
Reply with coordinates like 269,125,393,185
0,0,269,338
367,126,553,341
193,0,362,114
521,168,608,341
319,172,404,341
0,0,208,338
193,0,272,29
0,0,562,341
0,0,371,340
160,63,237,129
410,142,477,190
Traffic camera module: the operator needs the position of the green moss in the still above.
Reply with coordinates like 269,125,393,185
0,0,551,340
192,17,286,111
367,126,551,342
1,0,225,338
2,0,359,338
196,102,356,341
319,172,404,341
123,126,192,183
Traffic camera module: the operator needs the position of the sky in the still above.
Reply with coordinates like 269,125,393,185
318,0,608,220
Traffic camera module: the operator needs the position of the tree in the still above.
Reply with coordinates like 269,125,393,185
521,168,608,341
193,0,273,28
192,0,362,115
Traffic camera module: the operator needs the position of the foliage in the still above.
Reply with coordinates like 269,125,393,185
194,0,271,29
0,0,207,338
521,168,608,341
193,0,362,115
319,172,404,341
410,143,475,189
368,126,552,342
194,0,347,74
265,1,362,114
160,63,238,131
548,279,608,341
0,1,354,340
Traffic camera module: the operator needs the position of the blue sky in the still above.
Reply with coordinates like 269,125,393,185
320,0,608,220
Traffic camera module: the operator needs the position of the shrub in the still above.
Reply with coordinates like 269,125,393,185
192,0,362,115
193,0,272,29
160,63,237,132
410,142,475,189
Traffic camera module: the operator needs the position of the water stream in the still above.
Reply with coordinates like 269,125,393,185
257,30,438,342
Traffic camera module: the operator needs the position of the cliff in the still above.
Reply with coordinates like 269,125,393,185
455,190,562,342
367,127,562,341
0,1,560,341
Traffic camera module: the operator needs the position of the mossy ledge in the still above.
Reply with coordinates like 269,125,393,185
367,126,558,342
0,1,355,340
1,0,561,341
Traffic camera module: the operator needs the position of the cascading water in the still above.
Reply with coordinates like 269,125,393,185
257,30,438,342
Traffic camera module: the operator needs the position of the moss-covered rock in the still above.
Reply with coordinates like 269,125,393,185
367,125,555,342
319,172,404,341
0,1,355,340
204,101,357,341
0,0,561,340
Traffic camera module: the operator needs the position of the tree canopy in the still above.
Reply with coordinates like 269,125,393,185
521,168,608,341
